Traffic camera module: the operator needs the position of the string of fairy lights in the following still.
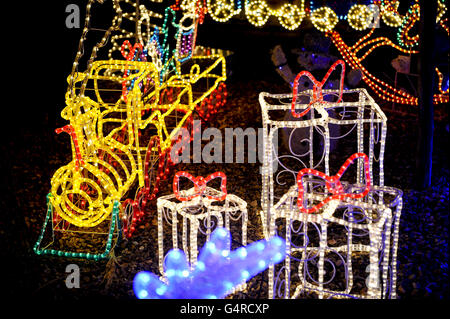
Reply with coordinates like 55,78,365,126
203,0,447,33
214,0,446,106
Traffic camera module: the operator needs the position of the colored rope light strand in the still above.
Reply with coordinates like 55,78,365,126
196,0,208,23
121,136,173,238
356,37,418,61
439,17,449,34
397,3,420,48
33,195,120,260
297,153,371,214
291,60,345,118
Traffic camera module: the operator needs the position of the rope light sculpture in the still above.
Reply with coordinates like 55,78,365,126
260,59,388,233
259,60,403,298
157,172,248,283
134,227,286,299
269,177,403,299
34,0,228,259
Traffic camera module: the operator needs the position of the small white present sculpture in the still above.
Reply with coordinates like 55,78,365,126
259,61,403,299
157,171,248,277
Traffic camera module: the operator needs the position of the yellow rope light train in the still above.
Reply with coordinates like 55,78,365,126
34,0,227,259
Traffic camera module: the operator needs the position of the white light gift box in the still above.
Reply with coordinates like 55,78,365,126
259,60,388,239
268,179,403,299
265,153,402,299
157,171,248,277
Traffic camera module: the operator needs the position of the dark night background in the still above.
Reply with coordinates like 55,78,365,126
0,0,448,309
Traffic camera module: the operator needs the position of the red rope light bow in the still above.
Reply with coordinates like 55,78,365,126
297,153,371,214
55,125,85,170
173,171,227,202
291,59,345,118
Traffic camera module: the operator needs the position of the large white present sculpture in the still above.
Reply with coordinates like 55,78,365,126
259,60,403,299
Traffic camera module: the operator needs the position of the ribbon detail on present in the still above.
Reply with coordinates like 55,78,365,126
297,152,371,214
291,59,345,118
173,171,227,202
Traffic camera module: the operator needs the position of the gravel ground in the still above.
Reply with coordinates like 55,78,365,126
0,75,448,300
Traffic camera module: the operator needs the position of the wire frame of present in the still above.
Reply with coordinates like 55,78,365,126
259,88,388,238
157,186,248,292
266,182,403,299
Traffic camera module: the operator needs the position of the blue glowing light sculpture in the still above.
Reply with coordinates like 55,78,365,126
133,227,286,299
